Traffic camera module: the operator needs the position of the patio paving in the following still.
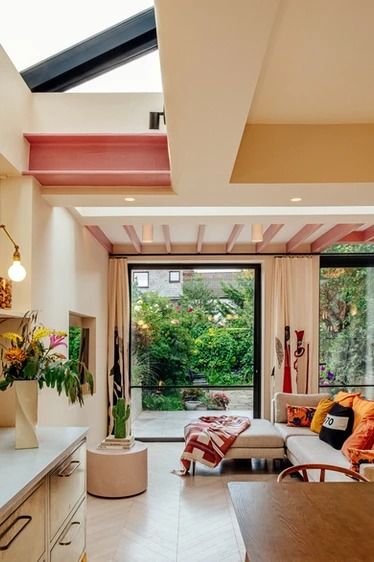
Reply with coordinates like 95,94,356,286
133,408,254,440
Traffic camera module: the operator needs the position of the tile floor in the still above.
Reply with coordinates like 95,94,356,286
133,410,253,440
86,442,279,562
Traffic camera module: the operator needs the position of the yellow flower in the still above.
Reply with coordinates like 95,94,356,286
32,327,53,341
53,330,67,337
5,348,26,364
0,332,23,343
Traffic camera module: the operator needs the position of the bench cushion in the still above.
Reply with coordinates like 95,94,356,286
231,419,283,448
274,422,317,444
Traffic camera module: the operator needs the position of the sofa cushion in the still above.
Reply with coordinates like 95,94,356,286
287,405,316,427
286,435,350,481
334,390,361,408
342,418,374,459
352,396,374,430
231,419,284,448
273,392,330,423
319,403,354,450
311,398,334,433
274,422,317,444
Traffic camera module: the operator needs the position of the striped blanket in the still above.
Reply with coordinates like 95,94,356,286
178,415,251,474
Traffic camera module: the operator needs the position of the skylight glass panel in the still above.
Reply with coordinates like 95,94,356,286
1,0,154,69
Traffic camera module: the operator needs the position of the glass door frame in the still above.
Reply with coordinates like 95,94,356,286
128,262,262,417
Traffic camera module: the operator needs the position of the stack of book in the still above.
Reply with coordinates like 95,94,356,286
98,435,135,450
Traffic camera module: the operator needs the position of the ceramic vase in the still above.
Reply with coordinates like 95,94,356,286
14,380,39,449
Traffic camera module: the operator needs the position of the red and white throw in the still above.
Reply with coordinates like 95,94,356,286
177,415,251,475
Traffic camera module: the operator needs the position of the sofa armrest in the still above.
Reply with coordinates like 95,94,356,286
273,392,330,423
360,463,374,482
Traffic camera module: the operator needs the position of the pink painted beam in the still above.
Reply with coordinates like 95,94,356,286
362,225,374,242
85,225,113,254
123,225,142,253
23,133,171,187
340,231,365,242
226,224,244,253
197,225,206,254
256,224,284,253
311,224,363,253
162,225,172,254
286,224,323,252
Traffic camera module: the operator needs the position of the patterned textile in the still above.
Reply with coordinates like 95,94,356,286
178,416,251,474
348,448,374,472
287,405,316,427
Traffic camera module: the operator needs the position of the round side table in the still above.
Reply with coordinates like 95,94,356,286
87,441,148,498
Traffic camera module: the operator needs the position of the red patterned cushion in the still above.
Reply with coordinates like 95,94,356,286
287,405,316,427
348,447,374,473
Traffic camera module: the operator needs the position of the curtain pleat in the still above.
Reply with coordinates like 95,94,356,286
107,258,129,434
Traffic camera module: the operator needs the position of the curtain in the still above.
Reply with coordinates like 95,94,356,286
107,257,129,434
271,256,319,394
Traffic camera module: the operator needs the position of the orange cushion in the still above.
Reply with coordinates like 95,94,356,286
347,448,374,473
310,398,334,434
334,391,361,408
352,396,374,430
287,405,316,427
342,419,374,459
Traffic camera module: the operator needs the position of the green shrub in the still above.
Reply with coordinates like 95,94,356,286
142,391,183,411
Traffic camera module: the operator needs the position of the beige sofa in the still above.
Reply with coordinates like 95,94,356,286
272,392,374,481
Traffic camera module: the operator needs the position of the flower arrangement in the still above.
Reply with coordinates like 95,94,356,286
0,311,93,405
210,392,230,409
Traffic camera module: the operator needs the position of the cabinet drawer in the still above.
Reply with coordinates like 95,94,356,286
51,500,86,562
0,481,45,562
50,442,86,539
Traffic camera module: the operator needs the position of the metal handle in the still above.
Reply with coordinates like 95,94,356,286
58,460,80,477
0,515,32,551
58,521,81,546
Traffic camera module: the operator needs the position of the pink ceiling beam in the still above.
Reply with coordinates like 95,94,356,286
340,231,365,242
123,225,142,253
311,224,363,253
362,225,374,242
286,224,323,253
197,225,206,254
256,224,284,253
226,224,244,253
23,133,171,187
85,225,113,254
162,225,172,254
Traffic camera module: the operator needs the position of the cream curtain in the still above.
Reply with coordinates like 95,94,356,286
107,257,130,434
271,256,320,395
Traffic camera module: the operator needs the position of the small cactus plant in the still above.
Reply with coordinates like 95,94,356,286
112,397,131,438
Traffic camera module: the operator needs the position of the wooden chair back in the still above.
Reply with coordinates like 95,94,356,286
277,463,369,483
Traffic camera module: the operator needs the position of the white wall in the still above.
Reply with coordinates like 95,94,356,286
31,185,108,446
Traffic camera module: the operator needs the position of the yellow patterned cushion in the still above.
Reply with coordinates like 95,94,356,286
311,398,334,433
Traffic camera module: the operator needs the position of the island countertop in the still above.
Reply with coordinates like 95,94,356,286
0,426,88,520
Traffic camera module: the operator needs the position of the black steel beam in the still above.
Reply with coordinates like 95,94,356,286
21,7,157,92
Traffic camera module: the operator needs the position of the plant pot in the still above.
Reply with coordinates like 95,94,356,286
14,380,38,449
184,400,202,410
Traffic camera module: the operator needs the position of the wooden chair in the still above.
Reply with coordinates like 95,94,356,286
277,463,369,482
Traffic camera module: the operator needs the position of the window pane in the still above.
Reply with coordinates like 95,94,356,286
320,266,374,398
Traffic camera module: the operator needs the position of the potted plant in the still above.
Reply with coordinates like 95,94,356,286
181,388,204,410
208,392,230,410
0,311,93,449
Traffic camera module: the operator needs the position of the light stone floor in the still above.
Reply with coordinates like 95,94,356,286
133,409,254,440
86,442,279,562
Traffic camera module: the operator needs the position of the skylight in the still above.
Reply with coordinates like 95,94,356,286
1,0,161,92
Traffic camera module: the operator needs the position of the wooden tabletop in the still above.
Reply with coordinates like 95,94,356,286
228,481,374,562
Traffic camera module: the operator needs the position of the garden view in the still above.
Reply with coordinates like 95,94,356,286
131,268,256,411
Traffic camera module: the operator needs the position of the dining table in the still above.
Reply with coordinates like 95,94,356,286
228,481,374,562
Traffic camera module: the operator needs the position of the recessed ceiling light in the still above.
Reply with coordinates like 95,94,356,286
124,197,136,202
290,197,302,202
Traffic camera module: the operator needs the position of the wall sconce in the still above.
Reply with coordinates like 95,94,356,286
142,224,153,244
251,224,263,243
149,110,166,130
0,224,27,282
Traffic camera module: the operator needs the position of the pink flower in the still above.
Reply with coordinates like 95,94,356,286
49,334,67,349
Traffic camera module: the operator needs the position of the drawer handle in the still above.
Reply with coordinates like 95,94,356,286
0,515,32,551
58,460,80,477
58,521,81,546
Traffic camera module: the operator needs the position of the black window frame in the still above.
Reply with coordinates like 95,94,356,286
169,270,180,283
133,270,149,288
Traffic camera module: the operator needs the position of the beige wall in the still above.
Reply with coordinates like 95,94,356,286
30,185,108,446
